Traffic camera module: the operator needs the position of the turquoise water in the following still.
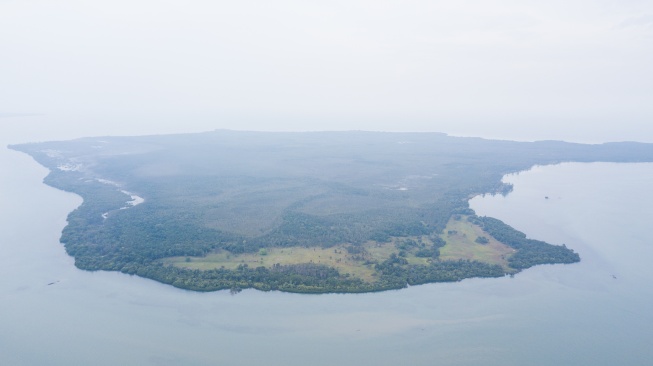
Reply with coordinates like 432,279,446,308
2,135,652,365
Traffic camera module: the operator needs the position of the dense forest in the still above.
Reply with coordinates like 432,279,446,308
10,131,653,293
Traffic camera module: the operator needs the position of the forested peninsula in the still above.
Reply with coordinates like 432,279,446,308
10,131,653,293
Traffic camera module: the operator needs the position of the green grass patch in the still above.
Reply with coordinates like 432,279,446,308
160,218,518,282
439,216,515,270
161,245,379,281
160,236,437,282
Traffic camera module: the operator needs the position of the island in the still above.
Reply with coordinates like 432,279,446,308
10,131,653,293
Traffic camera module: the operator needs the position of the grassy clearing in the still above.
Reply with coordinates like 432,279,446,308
439,216,515,270
161,217,516,281
161,236,434,282
162,244,382,281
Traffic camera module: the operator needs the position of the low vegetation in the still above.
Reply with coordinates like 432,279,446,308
163,237,433,282
440,216,515,270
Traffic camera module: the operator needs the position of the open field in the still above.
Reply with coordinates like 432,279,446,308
161,238,434,282
162,217,516,281
163,245,379,281
439,216,516,270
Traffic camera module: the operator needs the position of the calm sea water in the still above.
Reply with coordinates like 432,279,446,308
1,135,652,365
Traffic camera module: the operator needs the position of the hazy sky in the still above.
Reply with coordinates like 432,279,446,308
1,0,652,142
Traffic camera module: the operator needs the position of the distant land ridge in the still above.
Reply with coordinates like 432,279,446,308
10,131,653,293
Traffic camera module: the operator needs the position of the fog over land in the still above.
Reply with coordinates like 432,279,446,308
25,131,648,292
2,2,653,362
2,0,652,142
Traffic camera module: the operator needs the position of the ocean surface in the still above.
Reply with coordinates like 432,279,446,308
2,133,652,365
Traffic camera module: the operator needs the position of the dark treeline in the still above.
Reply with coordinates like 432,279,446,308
475,216,580,268
104,257,507,293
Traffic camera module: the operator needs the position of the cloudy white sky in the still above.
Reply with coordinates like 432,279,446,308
1,0,652,142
